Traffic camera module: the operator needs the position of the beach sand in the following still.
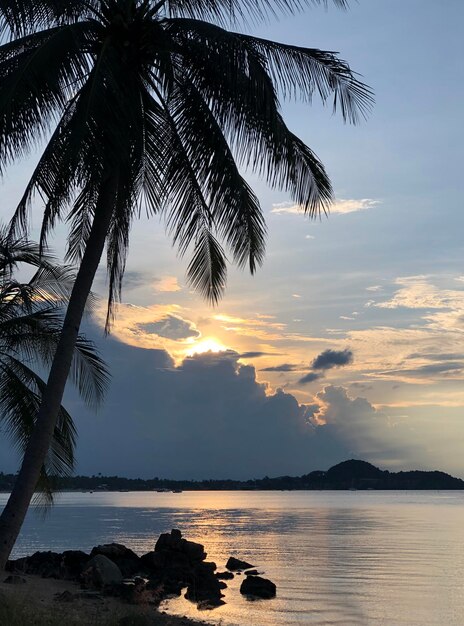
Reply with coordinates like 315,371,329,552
0,573,212,626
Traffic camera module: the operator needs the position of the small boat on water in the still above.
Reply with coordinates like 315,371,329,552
172,489,183,493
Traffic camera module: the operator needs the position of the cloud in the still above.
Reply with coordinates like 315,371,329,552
366,285,383,292
93,303,201,352
261,363,299,372
238,351,279,359
154,276,181,293
407,352,464,361
0,333,443,479
137,315,200,341
298,372,324,384
381,361,464,381
375,276,464,311
312,349,354,370
271,198,380,216
55,341,355,479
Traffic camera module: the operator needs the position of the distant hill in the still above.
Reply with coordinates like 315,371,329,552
1,459,463,491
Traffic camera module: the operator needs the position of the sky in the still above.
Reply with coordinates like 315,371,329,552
1,0,464,479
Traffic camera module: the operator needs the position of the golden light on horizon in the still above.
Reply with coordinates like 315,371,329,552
186,338,228,356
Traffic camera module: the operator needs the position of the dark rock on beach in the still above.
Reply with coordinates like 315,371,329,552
7,551,62,579
240,575,276,599
90,543,140,577
226,556,254,571
81,554,123,589
6,549,91,581
155,529,207,563
61,550,92,580
5,529,273,612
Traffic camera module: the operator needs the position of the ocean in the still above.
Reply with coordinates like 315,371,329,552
1,490,463,625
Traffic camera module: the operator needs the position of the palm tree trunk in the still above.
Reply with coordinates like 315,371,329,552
0,174,119,571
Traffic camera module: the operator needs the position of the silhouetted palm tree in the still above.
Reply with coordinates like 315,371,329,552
0,227,109,508
0,0,372,567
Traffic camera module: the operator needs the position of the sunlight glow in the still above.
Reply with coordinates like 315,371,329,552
186,338,227,356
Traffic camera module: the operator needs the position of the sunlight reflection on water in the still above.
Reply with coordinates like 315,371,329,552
1,490,464,625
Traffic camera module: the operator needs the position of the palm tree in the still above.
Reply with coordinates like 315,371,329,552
0,0,373,567
0,226,109,509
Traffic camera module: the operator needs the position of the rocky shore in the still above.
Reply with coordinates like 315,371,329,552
3,529,276,623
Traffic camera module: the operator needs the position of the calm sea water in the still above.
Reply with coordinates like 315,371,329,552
1,490,463,625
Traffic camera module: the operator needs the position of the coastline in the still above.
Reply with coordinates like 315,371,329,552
0,573,212,626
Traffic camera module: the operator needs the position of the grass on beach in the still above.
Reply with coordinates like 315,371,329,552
0,583,211,626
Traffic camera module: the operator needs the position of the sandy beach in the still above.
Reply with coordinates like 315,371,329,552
0,573,212,626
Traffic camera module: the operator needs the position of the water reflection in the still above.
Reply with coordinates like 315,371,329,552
1,491,463,625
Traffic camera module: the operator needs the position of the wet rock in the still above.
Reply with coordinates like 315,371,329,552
240,575,276,599
226,556,254,571
197,598,226,610
81,554,123,589
216,571,234,580
245,569,259,576
3,574,26,584
90,543,140,577
185,561,224,605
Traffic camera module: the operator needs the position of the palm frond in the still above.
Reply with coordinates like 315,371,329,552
0,357,76,477
165,0,348,26
168,79,266,272
0,21,94,173
186,228,227,303
168,18,334,214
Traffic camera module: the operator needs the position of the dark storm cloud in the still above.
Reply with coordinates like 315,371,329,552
0,333,419,480
261,363,298,372
298,372,324,384
311,349,354,370
137,315,200,340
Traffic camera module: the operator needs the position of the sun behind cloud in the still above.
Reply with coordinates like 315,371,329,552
186,338,228,356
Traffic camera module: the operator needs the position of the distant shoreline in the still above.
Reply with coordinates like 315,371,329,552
1,459,463,492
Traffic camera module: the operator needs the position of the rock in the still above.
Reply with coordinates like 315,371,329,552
139,550,166,573
240,575,276,599
197,598,226,610
185,561,224,605
216,571,234,580
81,554,123,589
60,550,91,580
6,550,89,581
245,569,259,576
3,575,26,584
54,590,75,602
181,539,206,563
226,556,254,571
90,543,140,577
6,551,62,578
155,529,207,563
